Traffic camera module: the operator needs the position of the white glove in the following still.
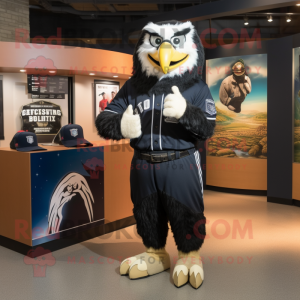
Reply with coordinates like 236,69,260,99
121,105,142,139
163,86,187,119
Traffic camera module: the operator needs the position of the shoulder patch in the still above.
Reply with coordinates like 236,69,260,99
206,99,216,115
137,102,143,113
144,99,150,110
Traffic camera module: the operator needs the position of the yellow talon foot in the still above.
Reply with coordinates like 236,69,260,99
120,248,170,279
120,261,130,275
120,257,137,275
129,264,149,279
173,269,189,287
189,264,204,289
189,273,203,289
173,251,204,289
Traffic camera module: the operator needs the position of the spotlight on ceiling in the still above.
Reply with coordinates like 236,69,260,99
267,15,273,22
89,73,95,76
297,4,300,6
286,15,292,22
244,16,249,25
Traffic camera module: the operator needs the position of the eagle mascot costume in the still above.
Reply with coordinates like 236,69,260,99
96,21,216,289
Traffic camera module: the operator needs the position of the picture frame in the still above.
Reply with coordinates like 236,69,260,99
94,80,120,119
0,77,4,140
206,54,267,160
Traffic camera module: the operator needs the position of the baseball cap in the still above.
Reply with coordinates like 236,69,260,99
232,59,245,76
10,131,47,152
60,124,93,147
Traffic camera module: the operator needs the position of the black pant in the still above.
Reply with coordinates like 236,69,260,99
130,149,206,253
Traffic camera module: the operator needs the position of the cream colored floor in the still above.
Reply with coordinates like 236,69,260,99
1,190,300,300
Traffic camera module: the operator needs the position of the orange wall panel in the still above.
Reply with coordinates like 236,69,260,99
0,41,133,77
104,141,134,223
292,163,300,200
206,156,267,190
0,151,32,246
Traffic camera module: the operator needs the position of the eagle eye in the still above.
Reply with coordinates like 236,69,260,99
173,38,180,45
150,35,162,48
171,35,185,48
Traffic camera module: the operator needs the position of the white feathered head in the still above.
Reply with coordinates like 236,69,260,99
131,21,204,94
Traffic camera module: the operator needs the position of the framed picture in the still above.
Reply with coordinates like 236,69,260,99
206,54,267,160
0,77,4,140
293,47,300,162
20,100,63,135
94,80,120,118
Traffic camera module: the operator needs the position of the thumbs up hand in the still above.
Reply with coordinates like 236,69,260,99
121,105,142,139
163,86,187,119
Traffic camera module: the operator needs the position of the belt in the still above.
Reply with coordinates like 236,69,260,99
134,149,191,163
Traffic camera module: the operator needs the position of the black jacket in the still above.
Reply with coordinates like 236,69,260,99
95,78,216,151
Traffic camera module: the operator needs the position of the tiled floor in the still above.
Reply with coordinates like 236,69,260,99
1,190,300,300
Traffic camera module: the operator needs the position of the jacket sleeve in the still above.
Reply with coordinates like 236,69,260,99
95,83,129,141
244,75,252,94
219,78,231,106
179,83,216,141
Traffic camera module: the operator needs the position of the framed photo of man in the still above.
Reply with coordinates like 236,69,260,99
94,80,120,118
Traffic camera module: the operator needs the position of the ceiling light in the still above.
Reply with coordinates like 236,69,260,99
20,69,26,72
286,15,291,22
244,16,249,26
267,15,273,22
89,73,95,75
113,75,118,78
49,70,56,73
297,4,300,6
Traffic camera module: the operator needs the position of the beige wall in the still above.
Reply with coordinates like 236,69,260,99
0,72,69,147
74,75,127,142
0,73,30,148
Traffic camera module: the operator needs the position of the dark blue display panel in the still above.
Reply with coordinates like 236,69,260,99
31,147,104,246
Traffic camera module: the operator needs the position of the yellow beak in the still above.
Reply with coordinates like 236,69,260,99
159,42,174,74
148,42,189,74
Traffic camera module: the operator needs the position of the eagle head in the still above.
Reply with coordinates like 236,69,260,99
131,21,204,94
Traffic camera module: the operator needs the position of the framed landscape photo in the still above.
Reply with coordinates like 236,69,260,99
94,80,120,118
206,54,267,159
